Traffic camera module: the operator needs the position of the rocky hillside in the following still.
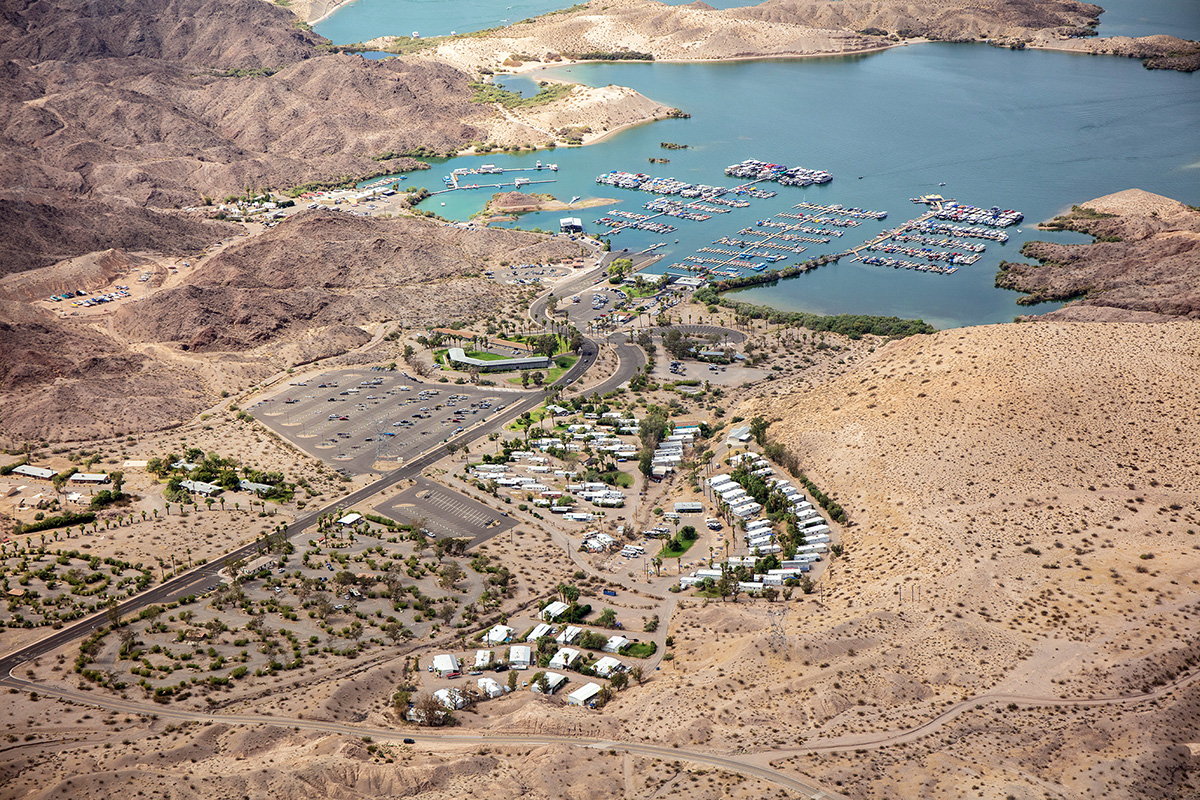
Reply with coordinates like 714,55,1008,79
996,189,1200,319
699,320,1200,797
427,0,1102,71
112,212,584,352
0,0,491,276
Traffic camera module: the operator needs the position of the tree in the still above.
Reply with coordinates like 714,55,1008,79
597,607,617,628
749,415,769,446
413,693,446,727
109,471,124,494
531,371,545,387
610,671,629,690
507,670,519,692
521,371,530,389
628,666,644,685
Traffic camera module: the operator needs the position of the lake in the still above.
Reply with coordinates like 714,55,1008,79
330,2,1199,328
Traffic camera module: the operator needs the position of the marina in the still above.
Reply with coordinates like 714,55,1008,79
434,162,559,195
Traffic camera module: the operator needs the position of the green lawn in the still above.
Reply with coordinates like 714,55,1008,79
620,641,657,659
657,536,697,559
505,355,577,386
464,350,509,361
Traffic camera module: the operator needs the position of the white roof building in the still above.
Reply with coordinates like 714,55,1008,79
593,656,623,677
526,623,552,642
603,635,630,654
337,513,363,526
484,624,513,645
555,625,582,645
474,649,493,669
540,600,570,621
549,648,580,670
478,677,504,698
567,682,603,706
69,473,109,484
10,465,53,480
180,480,221,496
533,671,568,694
509,645,532,669
432,653,460,677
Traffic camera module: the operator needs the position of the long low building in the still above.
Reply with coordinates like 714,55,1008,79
447,347,551,372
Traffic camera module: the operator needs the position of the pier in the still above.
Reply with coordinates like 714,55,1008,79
431,164,559,195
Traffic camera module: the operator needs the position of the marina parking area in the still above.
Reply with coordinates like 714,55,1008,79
252,370,522,475
375,477,516,546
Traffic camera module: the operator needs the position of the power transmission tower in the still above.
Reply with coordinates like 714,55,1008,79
766,606,789,652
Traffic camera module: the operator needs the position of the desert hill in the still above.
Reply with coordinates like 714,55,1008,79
996,189,1200,320
113,211,584,351
0,0,498,276
425,0,1102,72
0,0,322,69
643,319,1200,797
0,212,586,441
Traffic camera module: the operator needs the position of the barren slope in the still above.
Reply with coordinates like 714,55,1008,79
426,0,1102,71
0,0,494,276
671,320,1200,797
112,211,583,351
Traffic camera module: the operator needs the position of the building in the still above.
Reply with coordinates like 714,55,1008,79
474,650,492,670
337,512,362,526
540,600,570,621
673,501,703,514
567,682,603,707
549,648,580,670
726,426,753,445
478,677,504,698
555,625,582,645
69,473,109,485
526,623,552,642
240,555,278,576
509,645,532,670
239,479,273,494
484,624,513,645
446,347,551,372
180,480,220,497
433,687,466,710
602,635,630,654
432,653,460,678
559,217,583,233
533,671,568,694
593,656,623,678
12,465,54,481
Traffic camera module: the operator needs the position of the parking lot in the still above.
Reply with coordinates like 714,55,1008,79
376,477,516,546
253,370,523,475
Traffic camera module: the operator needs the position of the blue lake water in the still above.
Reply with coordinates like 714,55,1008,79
316,0,750,44
332,2,1199,328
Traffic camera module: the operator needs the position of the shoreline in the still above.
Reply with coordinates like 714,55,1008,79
495,40,910,77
